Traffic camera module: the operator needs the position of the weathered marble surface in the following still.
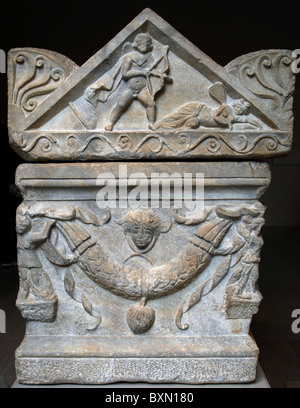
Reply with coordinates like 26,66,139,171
15,161,270,384
7,9,295,161
9,9,295,385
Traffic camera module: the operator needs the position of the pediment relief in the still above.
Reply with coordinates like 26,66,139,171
8,9,295,160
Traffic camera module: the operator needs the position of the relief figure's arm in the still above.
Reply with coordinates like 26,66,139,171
233,115,263,129
213,105,233,129
27,219,56,247
121,56,148,80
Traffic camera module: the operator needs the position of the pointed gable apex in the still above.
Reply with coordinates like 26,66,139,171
8,9,294,161
9,8,290,131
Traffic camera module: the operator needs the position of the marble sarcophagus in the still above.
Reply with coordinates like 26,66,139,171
8,9,295,384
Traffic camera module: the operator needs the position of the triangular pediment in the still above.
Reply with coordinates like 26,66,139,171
8,9,294,161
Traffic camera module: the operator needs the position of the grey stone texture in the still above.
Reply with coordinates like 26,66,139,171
7,9,294,162
15,162,269,384
8,9,296,384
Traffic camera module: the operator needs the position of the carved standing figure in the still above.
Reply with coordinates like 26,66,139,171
16,209,57,306
226,208,265,300
16,205,64,321
16,204,111,328
85,33,171,130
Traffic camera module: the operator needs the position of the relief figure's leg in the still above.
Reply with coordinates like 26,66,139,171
105,88,134,131
137,88,156,130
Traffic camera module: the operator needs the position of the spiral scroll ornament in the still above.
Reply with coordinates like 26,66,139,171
12,51,66,114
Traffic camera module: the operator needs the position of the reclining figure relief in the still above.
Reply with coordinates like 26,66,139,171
156,82,264,131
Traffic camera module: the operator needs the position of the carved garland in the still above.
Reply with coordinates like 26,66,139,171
17,203,265,334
